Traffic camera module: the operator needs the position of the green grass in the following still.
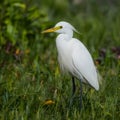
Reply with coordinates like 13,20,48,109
0,0,120,119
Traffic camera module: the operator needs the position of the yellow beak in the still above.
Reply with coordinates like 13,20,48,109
42,26,62,33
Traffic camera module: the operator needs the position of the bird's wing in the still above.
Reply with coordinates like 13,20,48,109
71,39,99,90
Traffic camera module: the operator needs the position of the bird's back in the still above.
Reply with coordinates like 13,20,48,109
71,38,99,90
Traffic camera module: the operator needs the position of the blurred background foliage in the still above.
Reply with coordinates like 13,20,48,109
0,0,120,119
0,0,120,72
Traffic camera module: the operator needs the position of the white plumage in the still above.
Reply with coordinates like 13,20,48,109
55,21,99,90
42,21,100,107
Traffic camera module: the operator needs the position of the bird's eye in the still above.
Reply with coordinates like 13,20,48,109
59,26,63,29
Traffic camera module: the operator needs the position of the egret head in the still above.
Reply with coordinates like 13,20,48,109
42,21,78,35
54,21,77,34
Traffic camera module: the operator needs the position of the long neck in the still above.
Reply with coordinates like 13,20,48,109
64,29,73,39
56,31,73,43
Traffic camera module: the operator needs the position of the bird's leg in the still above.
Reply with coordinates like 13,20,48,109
79,79,83,109
69,77,76,107
72,77,76,96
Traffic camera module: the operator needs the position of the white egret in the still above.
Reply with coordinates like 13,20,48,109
42,21,100,107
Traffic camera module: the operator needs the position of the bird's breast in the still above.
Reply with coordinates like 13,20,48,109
56,34,72,58
56,35,74,73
